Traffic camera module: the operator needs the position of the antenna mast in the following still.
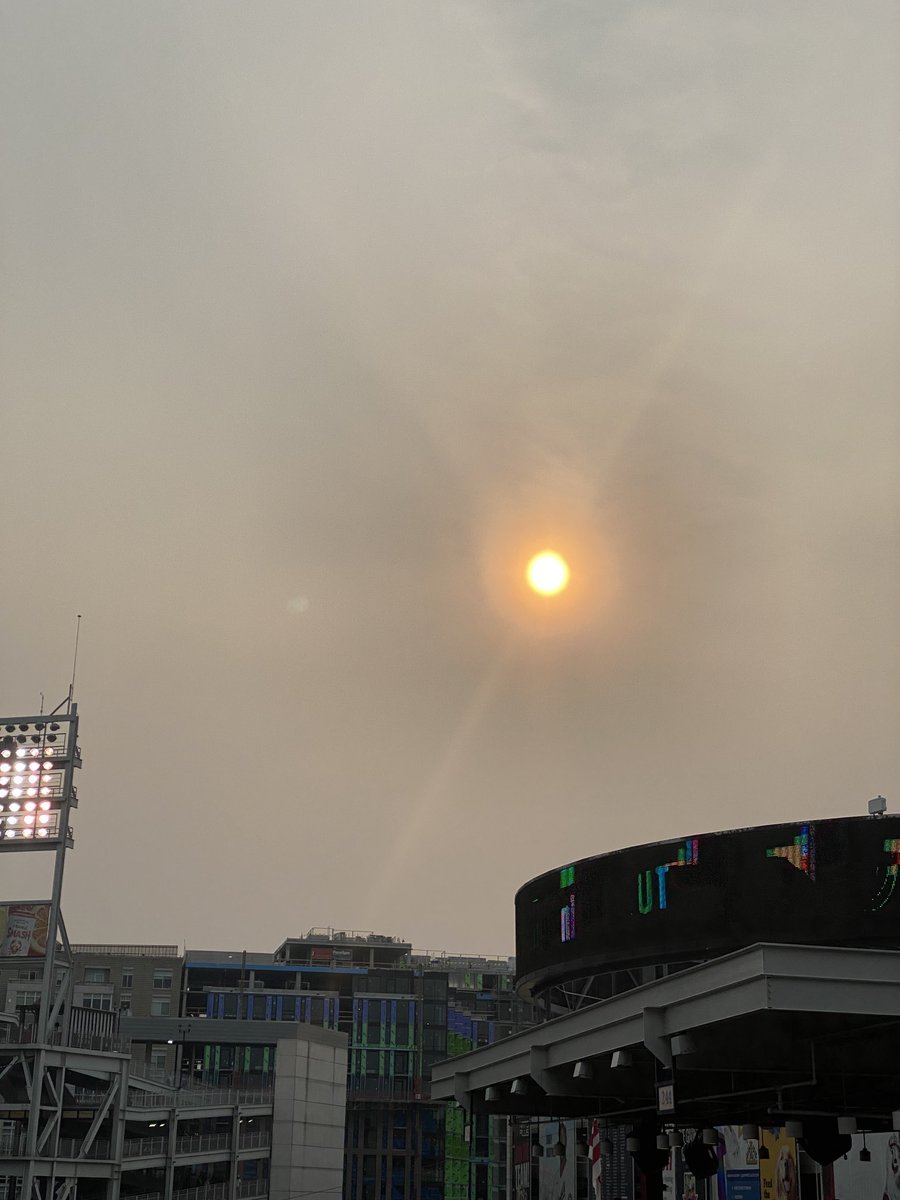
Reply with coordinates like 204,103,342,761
68,614,82,710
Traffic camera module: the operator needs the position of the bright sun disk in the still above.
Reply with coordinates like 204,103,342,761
526,550,570,596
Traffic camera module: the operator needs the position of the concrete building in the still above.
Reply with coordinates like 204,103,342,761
0,1016,345,1200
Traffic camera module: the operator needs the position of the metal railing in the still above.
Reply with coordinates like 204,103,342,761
236,1183,269,1199
127,1087,273,1110
236,1131,270,1151
0,1026,126,1052
169,1183,268,1200
176,1134,231,1155
70,944,180,957
122,1182,269,1200
123,1136,167,1158
347,1077,426,1103
55,1137,114,1160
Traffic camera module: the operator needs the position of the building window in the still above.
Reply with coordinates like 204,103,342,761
152,971,173,990
13,990,41,1007
150,998,171,1016
121,968,134,989
83,967,109,985
80,993,112,1011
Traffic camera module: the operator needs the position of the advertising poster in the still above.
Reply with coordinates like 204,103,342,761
0,903,50,958
538,1119,576,1200
661,1149,677,1199
831,1131,900,1200
717,1125,761,1200
759,1128,799,1200
513,1119,532,1200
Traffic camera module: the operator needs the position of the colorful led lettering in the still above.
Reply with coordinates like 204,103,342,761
637,870,653,915
871,838,900,911
559,865,576,942
637,839,700,915
766,824,816,879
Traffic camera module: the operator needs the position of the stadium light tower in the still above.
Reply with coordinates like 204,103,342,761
0,704,81,1042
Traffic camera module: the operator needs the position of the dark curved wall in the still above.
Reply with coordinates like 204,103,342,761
515,815,900,996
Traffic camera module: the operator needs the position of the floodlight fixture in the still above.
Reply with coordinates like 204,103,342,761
741,1124,758,1140
610,1049,632,1069
837,1117,857,1135
656,1134,669,1150
668,1130,683,1149
869,796,887,817
785,1120,804,1139
0,706,82,1045
702,1128,719,1145
484,1085,500,1101
0,714,78,853
573,1060,593,1080
600,1138,614,1155
625,1136,640,1153
892,1110,900,1131
510,1077,528,1095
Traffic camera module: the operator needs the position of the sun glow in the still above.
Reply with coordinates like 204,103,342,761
526,551,570,596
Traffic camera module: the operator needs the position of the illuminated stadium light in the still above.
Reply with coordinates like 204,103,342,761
0,710,78,868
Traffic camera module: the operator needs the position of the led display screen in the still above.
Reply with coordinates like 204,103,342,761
515,816,900,994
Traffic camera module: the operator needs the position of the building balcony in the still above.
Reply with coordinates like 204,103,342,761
122,1180,268,1200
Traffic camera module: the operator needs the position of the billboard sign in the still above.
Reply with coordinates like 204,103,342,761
0,903,50,958
538,1119,576,1200
831,1131,900,1200
759,1128,799,1200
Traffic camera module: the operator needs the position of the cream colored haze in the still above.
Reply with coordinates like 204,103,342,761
0,1,897,955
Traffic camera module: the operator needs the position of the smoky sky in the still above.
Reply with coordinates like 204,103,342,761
1,2,897,956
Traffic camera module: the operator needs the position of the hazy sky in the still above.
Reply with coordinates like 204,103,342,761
1,1,897,957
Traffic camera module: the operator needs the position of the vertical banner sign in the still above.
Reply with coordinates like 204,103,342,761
759,1129,799,1200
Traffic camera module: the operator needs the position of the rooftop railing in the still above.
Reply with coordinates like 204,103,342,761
71,945,181,957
